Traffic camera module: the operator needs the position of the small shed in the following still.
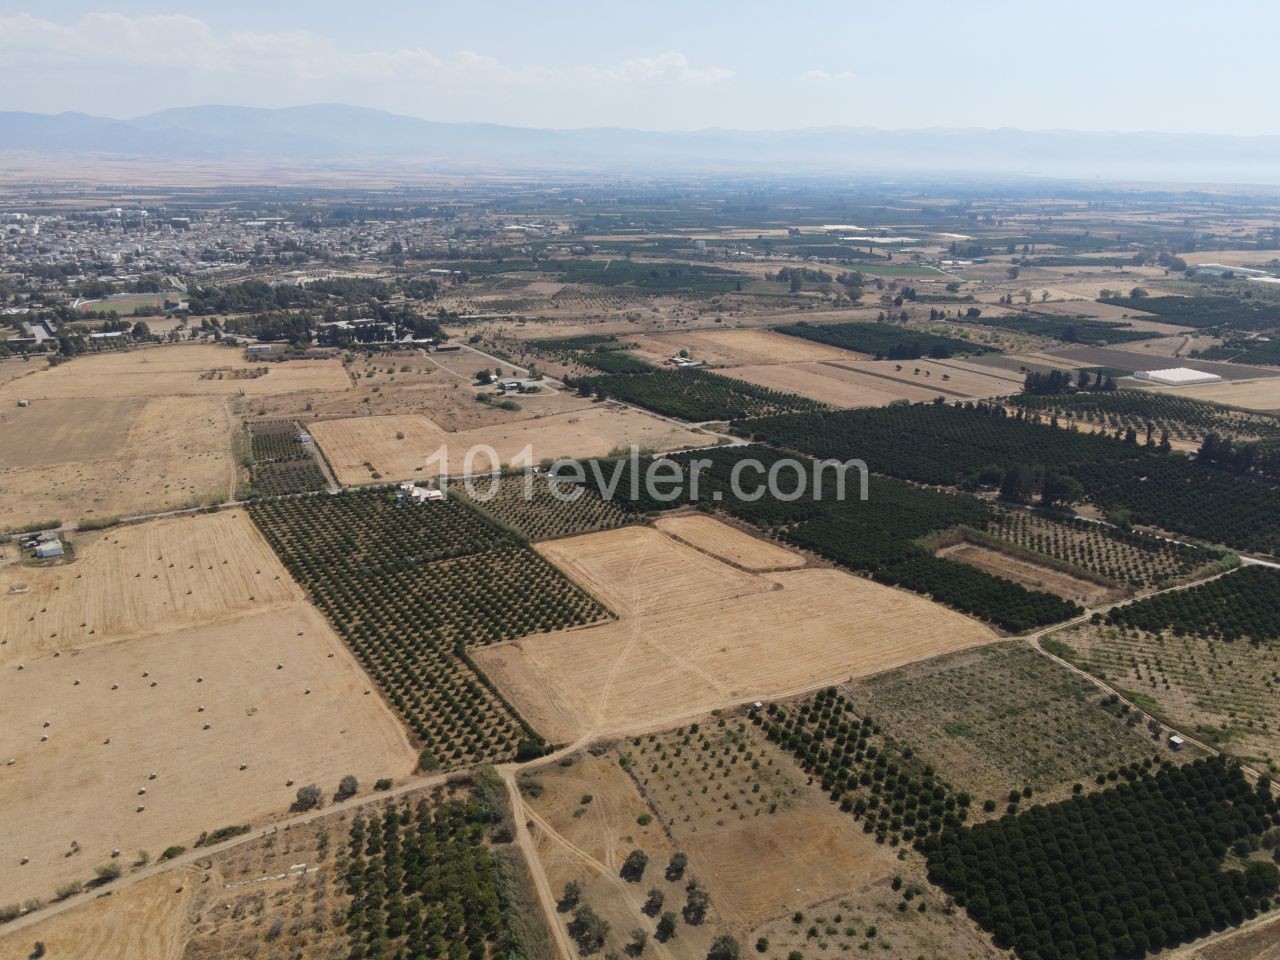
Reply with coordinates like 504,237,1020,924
1167,734,1185,751
17,399,29,407
35,540,64,559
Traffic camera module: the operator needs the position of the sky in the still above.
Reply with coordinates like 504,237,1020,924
0,2,1277,135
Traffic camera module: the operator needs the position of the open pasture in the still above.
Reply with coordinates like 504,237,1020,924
310,406,710,485
474,524,998,743
0,397,142,469
0,600,416,907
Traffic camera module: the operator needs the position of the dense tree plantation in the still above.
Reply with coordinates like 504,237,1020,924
989,510,1219,589
250,490,610,765
925,757,1280,960
574,368,826,421
247,420,328,496
754,687,970,847
773,320,995,360
578,446,1080,631
459,471,633,541
341,776,547,960
1201,337,1280,366
1103,566,1280,642
1097,295,1280,332
1010,391,1280,445
979,314,1153,345
736,402,1280,555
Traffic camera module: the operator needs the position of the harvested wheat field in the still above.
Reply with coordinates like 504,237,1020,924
0,343,339,528
936,542,1116,606
1129,377,1280,414
0,394,235,530
0,510,299,666
630,329,866,366
0,344,348,402
0,600,415,906
721,358,1018,408
475,525,997,743
654,514,805,571
0,872,191,960
311,406,711,485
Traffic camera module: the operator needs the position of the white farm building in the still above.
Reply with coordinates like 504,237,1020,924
1133,367,1222,386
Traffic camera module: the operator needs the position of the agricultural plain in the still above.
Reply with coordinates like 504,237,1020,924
0,510,415,906
474,522,998,742
0,345,349,528
310,406,711,484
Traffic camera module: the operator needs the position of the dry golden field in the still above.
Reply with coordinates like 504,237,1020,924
0,510,415,907
936,542,1116,606
1127,377,1280,413
0,345,352,528
475,523,997,743
0,345,348,401
0,510,299,666
653,514,805,571
0,601,415,907
629,328,868,366
310,406,711,484
720,357,1020,408
0,873,190,960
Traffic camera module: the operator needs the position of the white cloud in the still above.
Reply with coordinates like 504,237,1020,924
0,12,729,93
804,69,857,81
586,51,733,86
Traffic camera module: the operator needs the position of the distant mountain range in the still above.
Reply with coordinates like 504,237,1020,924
3,104,1280,184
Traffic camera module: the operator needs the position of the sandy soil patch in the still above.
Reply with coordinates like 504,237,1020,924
0,601,416,906
0,510,299,666
654,515,805,571
936,542,1116,606
0,394,234,530
311,407,711,485
0,873,190,960
475,526,997,743
1127,377,1280,413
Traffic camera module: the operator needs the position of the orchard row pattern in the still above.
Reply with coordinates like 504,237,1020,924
1103,566,1280,643
989,509,1217,589
460,472,633,541
574,368,827,421
924,757,1280,960
1009,391,1280,444
248,420,328,495
342,780,532,960
250,490,610,765
752,688,971,848
774,320,997,360
736,402,1280,556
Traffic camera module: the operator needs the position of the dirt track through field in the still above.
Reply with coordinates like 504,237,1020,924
475,523,998,743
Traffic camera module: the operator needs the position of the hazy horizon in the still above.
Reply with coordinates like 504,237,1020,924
1,1,1278,137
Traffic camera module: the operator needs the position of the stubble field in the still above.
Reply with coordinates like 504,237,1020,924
474,522,998,743
310,406,712,484
0,510,415,907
